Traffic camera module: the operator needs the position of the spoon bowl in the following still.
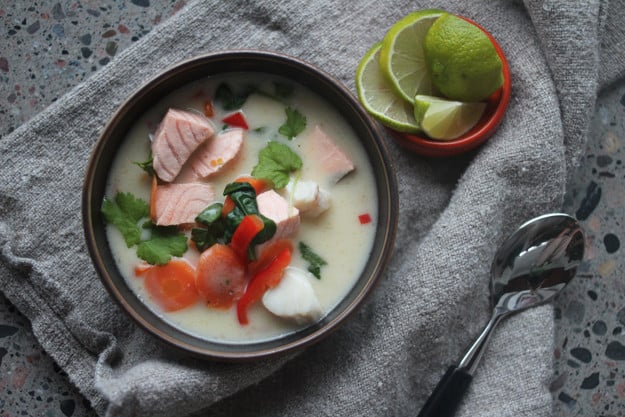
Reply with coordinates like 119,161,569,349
417,213,585,417
490,213,585,314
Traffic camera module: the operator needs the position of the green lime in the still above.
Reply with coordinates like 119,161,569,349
414,94,486,140
356,42,421,133
424,14,503,102
379,9,447,103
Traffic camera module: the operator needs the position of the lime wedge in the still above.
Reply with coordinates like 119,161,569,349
379,9,447,103
356,42,421,133
414,95,486,140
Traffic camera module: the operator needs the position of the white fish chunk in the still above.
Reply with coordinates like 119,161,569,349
262,267,323,324
285,178,331,217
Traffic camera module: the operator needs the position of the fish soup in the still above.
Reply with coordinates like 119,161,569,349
103,72,378,343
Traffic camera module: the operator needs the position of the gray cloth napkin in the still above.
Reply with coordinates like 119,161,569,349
1,0,623,416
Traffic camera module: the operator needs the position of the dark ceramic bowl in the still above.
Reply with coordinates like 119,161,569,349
82,50,397,361
389,17,511,157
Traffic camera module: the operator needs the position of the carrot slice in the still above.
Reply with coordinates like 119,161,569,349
203,100,214,117
237,246,292,325
230,214,265,261
234,176,270,194
149,175,158,221
134,262,152,277
196,244,246,309
144,259,199,312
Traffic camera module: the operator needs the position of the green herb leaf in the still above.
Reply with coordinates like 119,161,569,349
191,203,226,251
222,182,276,260
278,107,306,140
136,225,188,265
274,82,295,99
251,141,303,189
299,241,327,279
195,203,224,226
214,83,251,111
133,153,154,176
101,192,150,247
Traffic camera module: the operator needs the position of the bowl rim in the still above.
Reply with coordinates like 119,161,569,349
82,49,398,361
389,16,511,157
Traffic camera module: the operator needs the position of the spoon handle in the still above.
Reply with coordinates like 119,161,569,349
416,366,472,417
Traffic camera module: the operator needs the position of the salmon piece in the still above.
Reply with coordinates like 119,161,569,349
188,128,245,178
256,190,300,242
151,109,214,182
309,125,354,183
152,182,215,226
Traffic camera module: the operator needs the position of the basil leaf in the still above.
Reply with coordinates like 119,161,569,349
191,202,225,251
195,202,224,225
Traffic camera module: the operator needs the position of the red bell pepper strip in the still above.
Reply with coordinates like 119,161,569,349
222,111,249,130
229,214,265,261
236,246,292,325
247,239,293,276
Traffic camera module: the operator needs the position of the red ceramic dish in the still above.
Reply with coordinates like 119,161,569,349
389,16,511,157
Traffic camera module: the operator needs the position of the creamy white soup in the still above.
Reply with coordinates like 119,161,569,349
104,73,377,343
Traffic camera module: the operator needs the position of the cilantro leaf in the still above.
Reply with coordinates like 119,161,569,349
273,82,295,99
299,241,327,279
214,83,252,110
278,107,306,140
136,225,188,265
133,153,154,176
251,141,303,189
101,192,149,247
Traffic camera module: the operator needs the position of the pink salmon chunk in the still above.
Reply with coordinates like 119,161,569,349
309,125,355,183
152,182,215,226
257,190,300,242
151,109,214,182
187,128,245,178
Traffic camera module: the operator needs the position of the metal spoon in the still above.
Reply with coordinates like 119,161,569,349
417,213,585,417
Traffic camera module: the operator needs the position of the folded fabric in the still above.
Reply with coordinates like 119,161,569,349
1,0,623,416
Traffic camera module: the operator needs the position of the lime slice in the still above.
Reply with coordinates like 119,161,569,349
379,9,447,103
414,95,486,140
356,42,421,133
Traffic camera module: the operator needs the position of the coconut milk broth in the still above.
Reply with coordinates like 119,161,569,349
105,72,378,343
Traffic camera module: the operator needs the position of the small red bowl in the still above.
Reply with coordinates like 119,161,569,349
389,16,511,157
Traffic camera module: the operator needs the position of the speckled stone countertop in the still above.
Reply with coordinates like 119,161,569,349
1,2,624,416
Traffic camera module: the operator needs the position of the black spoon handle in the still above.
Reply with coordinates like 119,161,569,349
416,366,473,417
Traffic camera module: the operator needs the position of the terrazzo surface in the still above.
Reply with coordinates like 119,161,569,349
1,1,624,416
